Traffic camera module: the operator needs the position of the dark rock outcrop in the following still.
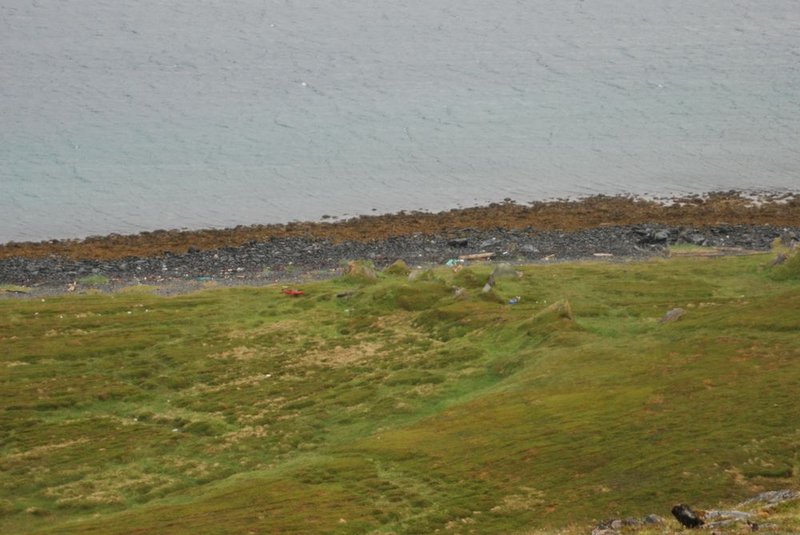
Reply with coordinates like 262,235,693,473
671,503,704,528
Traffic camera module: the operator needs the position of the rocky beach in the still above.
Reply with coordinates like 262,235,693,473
1,192,798,294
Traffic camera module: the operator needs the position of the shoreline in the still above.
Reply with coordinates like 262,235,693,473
1,191,798,261
1,192,798,296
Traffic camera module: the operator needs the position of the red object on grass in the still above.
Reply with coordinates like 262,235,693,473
282,288,305,296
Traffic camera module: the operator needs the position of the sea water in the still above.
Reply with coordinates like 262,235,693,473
1,0,798,243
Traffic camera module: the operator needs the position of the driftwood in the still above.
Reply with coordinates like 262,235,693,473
458,252,495,261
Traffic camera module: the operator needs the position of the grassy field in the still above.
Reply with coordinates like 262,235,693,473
1,252,799,534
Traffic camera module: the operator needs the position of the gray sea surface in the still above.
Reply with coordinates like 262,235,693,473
2,0,799,243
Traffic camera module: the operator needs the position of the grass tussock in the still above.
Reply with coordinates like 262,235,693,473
1,254,799,534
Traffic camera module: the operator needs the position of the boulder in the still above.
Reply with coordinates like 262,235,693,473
671,504,704,528
636,227,670,245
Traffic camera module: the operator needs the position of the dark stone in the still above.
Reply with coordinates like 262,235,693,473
447,238,469,247
672,504,704,528
651,229,670,243
687,233,707,246
635,227,670,245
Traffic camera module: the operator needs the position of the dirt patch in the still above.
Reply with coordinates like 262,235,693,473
227,320,303,340
212,346,261,361
297,341,383,368
5,438,89,461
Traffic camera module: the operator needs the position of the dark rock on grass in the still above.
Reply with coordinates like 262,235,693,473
671,503,704,528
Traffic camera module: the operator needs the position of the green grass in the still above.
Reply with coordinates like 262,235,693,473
1,255,799,534
0,284,31,294
77,274,110,287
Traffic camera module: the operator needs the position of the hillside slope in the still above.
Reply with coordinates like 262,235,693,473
2,253,799,533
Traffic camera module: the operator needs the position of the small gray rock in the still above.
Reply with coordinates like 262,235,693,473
659,307,686,323
644,514,665,524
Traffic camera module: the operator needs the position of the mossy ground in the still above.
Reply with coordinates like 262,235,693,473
1,254,799,534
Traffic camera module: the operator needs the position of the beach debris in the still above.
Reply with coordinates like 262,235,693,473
282,288,305,296
659,307,686,323
508,296,521,305
459,252,495,261
336,291,355,299
445,258,463,267
593,252,614,257
671,503,704,528
447,238,469,247
543,254,555,261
